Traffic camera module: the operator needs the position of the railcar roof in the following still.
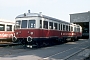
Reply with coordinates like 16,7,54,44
0,18,15,24
16,13,70,24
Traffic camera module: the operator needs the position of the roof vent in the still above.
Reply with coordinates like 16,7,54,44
39,12,42,17
24,13,26,16
39,12,42,14
28,10,30,13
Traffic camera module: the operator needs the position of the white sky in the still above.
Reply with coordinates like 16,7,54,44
0,0,90,22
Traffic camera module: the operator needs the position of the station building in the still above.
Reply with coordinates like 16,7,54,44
70,11,90,39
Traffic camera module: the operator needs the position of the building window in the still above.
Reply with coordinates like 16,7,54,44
0,24,5,31
7,25,12,31
43,21,48,29
49,22,53,29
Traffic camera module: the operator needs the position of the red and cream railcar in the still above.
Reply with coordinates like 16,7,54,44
13,12,82,48
0,19,15,41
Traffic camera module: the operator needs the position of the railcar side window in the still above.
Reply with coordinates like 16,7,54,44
59,24,60,30
63,25,65,31
71,26,73,31
40,20,42,28
0,24,5,31
28,20,36,28
54,23,57,29
43,21,48,29
7,25,12,31
66,25,68,31
21,20,27,28
15,20,21,29
69,25,70,31
74,27,76,32
49,22,53,29
61,24,62,31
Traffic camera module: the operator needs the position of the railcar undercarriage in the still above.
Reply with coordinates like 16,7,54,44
12,36,80,48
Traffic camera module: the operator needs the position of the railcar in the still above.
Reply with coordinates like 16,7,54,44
13,11,82,48
0,19,15,42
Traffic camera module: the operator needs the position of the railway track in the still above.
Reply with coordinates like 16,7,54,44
0,39,90,60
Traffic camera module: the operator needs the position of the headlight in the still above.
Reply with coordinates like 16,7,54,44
16,32,18,35
27,36,32,42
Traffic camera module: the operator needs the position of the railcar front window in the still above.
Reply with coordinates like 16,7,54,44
28,20,36,28
21,20,27,28
15,20,21,29
77,28,80,32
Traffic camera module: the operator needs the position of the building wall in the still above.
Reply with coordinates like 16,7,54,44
70,12,90,23
70,11,90,39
